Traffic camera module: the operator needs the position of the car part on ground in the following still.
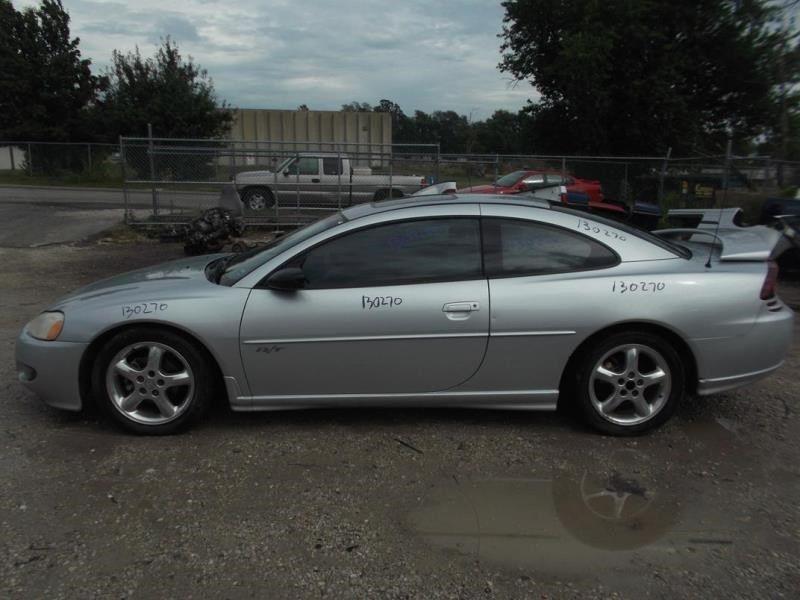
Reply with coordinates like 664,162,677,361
183,207,245,255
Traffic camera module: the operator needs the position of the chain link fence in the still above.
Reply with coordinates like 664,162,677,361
117,136,800,228
0,141,123,184
119,137,441,226
4,138,797,229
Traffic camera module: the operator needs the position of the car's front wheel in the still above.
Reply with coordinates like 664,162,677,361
572,331,685,435
91,327,214,435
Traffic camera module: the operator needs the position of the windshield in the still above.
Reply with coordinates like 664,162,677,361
274,157,293,172
495,170,528,187
218,213,346,286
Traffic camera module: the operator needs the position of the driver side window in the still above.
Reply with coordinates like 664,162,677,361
289,218,482,289
285,157,319,176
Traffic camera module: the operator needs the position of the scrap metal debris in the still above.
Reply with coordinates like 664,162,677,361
183,207,245,255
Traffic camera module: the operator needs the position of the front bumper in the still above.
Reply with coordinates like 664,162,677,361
15,330,87,411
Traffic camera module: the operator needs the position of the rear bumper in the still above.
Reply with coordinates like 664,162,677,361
697,361,785,395
694,302,794,396
15,330,87,411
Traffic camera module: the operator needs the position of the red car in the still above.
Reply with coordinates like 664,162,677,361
460,169,605,203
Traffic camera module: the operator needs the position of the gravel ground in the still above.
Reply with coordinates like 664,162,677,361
1,239,799,599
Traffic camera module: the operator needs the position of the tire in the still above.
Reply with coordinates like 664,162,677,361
570,331,685,436
240,187,275,211
91,327,215,435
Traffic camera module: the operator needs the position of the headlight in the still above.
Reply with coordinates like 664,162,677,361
25,311,64,341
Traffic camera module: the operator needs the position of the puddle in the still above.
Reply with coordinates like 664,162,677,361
409,448,738,574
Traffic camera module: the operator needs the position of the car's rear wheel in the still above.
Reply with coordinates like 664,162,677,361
572,332,684,435
241,187,274,211
91,327,214,435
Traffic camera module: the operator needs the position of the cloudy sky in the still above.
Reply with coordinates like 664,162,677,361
14,0,538,117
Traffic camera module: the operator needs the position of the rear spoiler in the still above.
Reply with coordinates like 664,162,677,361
653,208,797,261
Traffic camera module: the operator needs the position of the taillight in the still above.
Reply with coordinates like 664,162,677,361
420,177,427,187
760,261,779,300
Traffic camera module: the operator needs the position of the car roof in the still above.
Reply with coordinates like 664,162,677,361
295,151,350,158
342,193,552,220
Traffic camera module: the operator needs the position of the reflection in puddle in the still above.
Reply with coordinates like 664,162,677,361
409,449,703,572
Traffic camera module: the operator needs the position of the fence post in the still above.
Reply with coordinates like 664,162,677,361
148,123,158,217
389,150,393,198
435,144,440,183
561,156,566,180
493,155,499,190
120,136,129,224
87,144,92,171
27,142,32,175
657,147,672,205
8,145,14,171
337,151,342,210
273,158,280,234
295,152,301,210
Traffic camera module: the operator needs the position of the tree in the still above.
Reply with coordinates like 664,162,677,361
474,109,531,155
340,101,373,112
500,0,796,155
0,0,103,171
97,38,232,179
97,38,232,141
373,99,414,142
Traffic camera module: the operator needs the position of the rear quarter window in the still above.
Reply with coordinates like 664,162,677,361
482,217,619,277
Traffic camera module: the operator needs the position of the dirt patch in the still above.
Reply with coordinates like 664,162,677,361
1,240,799,599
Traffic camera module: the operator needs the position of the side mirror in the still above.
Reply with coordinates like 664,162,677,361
266,267,306,291
283,170,291,177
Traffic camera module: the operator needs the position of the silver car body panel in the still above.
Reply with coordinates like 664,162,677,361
15,194,794,414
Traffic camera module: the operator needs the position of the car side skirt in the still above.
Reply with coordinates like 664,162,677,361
227,386,558,412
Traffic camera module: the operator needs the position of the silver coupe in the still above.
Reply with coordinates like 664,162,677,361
15,195,794,435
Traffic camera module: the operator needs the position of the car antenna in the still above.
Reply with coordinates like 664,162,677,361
706,137,733,269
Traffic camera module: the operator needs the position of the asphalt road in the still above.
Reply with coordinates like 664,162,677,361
0,185,223,248
0,184,220,210
1,241,799,598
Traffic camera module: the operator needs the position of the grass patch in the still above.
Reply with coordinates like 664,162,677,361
0,166,124,188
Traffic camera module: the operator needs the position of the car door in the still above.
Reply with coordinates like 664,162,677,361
239,214,489,399
278,156,321,205
321,156,346,206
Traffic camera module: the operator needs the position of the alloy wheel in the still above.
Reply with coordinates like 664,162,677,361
105,341,195,425
588,344,671,426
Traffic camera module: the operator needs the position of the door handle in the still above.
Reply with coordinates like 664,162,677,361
311,178,320,183
443,301,480,313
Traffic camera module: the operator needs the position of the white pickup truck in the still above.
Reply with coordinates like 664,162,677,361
234,152,427,211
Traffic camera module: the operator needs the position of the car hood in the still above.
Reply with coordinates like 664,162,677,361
50,254,224,310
